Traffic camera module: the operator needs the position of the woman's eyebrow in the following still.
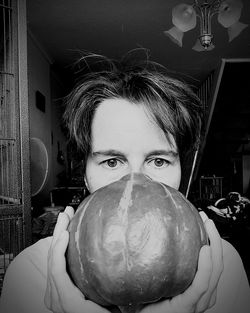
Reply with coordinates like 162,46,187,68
92,150,125,157
145,150,179,158
92,149,179,158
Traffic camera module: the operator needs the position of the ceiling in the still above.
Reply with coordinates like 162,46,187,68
26,0,250,86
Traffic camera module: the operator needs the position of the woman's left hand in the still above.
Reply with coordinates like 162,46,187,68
44,206,110,313
138,211,224,313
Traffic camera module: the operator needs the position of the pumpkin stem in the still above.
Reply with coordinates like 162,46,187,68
118,304,143,313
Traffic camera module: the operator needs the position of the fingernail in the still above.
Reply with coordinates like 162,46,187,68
58,212,63,219
199,211,208,222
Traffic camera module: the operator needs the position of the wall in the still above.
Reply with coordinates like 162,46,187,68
243,155,250,194
27,32,67,211
50,70,68,189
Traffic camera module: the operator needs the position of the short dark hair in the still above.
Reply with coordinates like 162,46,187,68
63,53,203,184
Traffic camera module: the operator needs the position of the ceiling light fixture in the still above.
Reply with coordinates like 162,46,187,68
164,0,248,51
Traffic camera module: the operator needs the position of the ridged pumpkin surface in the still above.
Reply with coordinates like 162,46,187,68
66,173,208,308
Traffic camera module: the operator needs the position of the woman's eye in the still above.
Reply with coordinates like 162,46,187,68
107,159,118,168
102,158,122,168
151,158,169,168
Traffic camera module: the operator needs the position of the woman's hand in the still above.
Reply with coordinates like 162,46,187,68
44,206,109,313
139,211,224,313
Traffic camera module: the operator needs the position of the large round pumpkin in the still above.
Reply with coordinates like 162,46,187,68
66,173,208,311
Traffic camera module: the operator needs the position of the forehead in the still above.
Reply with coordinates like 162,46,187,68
91,98,177,151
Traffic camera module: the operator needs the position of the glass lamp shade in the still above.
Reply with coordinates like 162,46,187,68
164,3,197,47
227,21,248,41
218,0,248,41
164,27,184,47
172,4,197,32
218,0,243,28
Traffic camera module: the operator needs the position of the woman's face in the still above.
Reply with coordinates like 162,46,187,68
85,98,181,193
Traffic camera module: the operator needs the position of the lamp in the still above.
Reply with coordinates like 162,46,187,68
164,0,248,51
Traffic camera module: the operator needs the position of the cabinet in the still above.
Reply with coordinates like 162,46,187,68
199,176,223,200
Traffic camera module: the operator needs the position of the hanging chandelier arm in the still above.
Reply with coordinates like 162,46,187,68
192,0,223,27
209,0,223,14
193,0,222,16
191,0,223,49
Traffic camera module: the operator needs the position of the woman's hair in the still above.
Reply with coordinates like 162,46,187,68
63,52,203,184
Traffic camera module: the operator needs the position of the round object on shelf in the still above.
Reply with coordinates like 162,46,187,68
30,137,49,196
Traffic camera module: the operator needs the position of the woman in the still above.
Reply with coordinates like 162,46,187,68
1,54,249,313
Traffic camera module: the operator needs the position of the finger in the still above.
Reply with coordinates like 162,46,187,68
49,231,93,313
46,226,73,312
49,272,64,313
141,299,168,313
45,260,63,313
180,245,212,307
45,240,55,309
196,284,217,312
64,206,75,220
45,239,54,309
199,211,209,223
49,231,71,312
209,289,217,308
204,218,223,287
196,219,223,312
51,230,77,289
44,277,51,309
51,230,69,273
52,212,71,243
